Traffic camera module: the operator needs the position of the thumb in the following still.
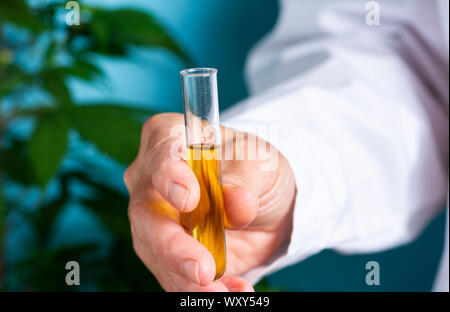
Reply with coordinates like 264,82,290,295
221,149,279,230
222,184,259,230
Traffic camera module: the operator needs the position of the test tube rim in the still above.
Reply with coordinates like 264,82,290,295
180,67,218,77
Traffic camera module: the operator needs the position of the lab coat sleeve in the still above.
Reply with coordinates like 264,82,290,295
221,2,449,285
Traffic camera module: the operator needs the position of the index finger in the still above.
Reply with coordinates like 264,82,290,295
141,113,201,212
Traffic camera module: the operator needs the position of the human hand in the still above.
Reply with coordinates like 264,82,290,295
124,113,296,291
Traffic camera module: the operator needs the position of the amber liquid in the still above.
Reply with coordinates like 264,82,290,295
180,144,226,280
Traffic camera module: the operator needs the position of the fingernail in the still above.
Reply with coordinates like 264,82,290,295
169,183,189,211
182,260,200,284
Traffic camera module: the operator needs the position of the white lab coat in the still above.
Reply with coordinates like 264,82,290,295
222,0,449,291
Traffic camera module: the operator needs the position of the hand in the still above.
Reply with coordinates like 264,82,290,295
124,113,296,291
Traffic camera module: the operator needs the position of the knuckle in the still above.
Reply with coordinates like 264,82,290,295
143,113,183,137
123,166,133,190
143,133,173,171
141,115,165,146
142,113,185,167
142,114,161,134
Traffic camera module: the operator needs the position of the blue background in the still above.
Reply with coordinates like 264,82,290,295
51,0,448,291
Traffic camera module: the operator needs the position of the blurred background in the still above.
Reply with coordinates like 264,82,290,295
0,0,446,291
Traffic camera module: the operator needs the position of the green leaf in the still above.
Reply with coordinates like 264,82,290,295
69,104,156,164
6,106,55,120
0,0,46,33
62,59,105,81
69,8,189,61
97,9,185,55
40,68,73,107
1,139,37,185
29,112,70,186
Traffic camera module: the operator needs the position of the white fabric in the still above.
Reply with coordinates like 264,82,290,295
222,0,449,291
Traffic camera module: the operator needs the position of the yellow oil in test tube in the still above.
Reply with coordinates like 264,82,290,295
180,68,226,280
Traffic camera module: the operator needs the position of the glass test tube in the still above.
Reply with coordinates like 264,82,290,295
180,68,226,280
